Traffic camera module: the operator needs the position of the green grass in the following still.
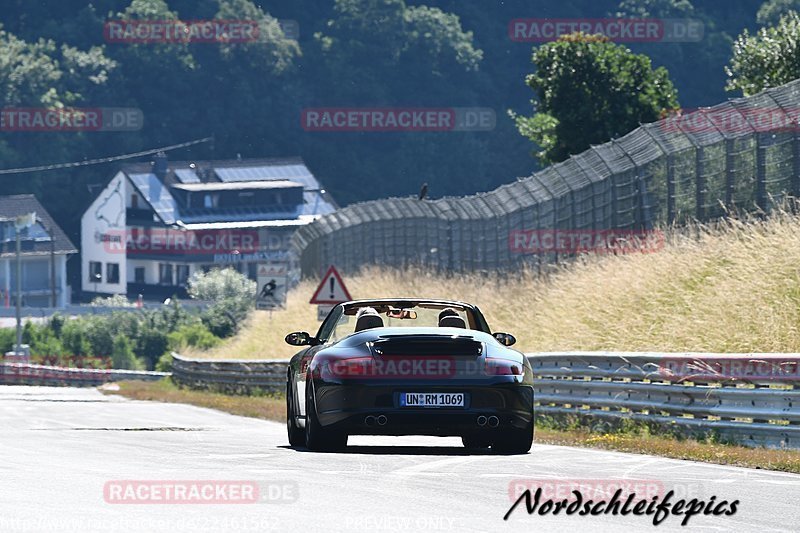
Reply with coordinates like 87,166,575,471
101,379,284,421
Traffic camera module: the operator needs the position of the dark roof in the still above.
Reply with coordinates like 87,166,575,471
0,195,77,257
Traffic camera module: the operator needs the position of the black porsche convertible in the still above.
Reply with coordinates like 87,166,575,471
285,299,534,453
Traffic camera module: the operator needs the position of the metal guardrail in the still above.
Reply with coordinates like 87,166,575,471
0,301,213,319
532,352,800,449
170,353,289,395
169,351,800,449
0,362,169,387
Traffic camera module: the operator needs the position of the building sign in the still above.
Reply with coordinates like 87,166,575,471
256,262,289,310
317,305,334,321
214,250,291,264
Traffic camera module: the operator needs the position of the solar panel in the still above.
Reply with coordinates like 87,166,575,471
301,192,335,216
174,168,201,183
215,164,336,216
214,164,313,183
127,173,178,225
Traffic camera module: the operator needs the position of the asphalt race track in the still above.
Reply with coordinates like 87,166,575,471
2,386,799,533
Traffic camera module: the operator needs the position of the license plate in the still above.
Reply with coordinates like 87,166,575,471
399,392,465,408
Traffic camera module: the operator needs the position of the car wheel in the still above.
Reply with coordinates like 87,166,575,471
305,378,348,452
492,420,534,454
461,435,492,449
286,374,305,447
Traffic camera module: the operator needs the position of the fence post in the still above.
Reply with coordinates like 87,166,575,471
793,123,800,199
725,138,735,208
695,146,706,221
756,134,767,211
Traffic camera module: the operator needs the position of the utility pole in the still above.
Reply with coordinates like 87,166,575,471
15,222,21,353
14,212,36,354
48,226,56,308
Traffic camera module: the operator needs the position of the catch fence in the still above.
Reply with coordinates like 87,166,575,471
294,80,800,275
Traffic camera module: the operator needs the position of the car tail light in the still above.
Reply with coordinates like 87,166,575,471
485,357,523,376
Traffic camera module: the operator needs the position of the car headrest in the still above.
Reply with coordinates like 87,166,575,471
439,315,466,328
355,313,384,332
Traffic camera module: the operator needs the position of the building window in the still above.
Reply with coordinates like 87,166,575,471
88,262,102,283
203,194,219,208
134,267,145,284
176,265,190,286
106,263,120,284
131,194,138,208
159,263,173,285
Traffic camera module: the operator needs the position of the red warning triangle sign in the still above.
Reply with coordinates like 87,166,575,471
310,265,352,304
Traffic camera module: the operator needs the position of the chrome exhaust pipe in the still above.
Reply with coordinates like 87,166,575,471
477,415,487,427
365,415,376,427
488,416,499,428
377,415,388,426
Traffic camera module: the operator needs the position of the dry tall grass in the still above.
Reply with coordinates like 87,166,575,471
189,214,800,359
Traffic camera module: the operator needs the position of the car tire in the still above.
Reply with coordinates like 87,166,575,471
492,420,534,454
286,374,305,447
461,435,492,449
305,378,348,452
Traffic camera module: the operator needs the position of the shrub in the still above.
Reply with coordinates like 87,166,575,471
0,327,14,354
135,325,169,369
49,313,65,337
155,352,173,372
189,268,255,338
167,323,221,352
188,268,256,302
61,320,92,356
111,334,144,370
90,294,134,307
84,316,115,357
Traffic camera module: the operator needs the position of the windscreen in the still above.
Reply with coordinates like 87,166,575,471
328,304,472,343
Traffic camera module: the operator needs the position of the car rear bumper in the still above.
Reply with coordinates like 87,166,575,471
312,381,534,436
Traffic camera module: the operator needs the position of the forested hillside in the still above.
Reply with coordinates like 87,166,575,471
0,0,778,249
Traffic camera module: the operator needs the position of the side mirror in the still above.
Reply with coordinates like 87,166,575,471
493,332,517,347
285,331,314,346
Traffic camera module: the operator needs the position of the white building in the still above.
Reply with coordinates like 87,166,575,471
0,195,76,308
81,155,336,299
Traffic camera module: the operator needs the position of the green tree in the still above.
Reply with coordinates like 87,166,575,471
757,0,800,26
512,33,679,165
189,268,256,337
111,334,143,370
167,323,221,352
188,268,256,302
726,11,800,96
61,320,92,356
